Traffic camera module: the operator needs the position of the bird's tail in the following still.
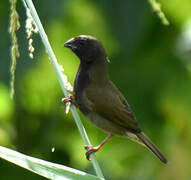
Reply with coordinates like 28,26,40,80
136,132,167,164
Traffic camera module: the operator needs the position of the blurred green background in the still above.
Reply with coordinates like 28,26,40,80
1,0,191,179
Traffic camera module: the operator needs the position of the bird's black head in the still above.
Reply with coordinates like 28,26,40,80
64,35,107,64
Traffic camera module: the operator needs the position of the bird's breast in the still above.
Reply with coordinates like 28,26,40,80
74,64,91,114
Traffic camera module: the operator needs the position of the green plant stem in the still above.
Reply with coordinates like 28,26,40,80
148,0,169,25
23,0,104,179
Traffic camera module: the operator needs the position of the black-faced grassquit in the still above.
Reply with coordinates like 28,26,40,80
63,35,167,164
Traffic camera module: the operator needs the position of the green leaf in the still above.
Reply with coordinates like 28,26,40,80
0,146,103,180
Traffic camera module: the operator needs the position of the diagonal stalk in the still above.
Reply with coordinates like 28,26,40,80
22,0,104,178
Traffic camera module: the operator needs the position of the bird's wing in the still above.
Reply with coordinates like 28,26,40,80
85,80,141,133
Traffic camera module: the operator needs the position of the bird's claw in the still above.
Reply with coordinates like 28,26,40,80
61,95,73,103
61,95,78,107
84,145,99,160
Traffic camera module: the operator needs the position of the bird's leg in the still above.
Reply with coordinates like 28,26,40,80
85,134,112,160
61,95,78,107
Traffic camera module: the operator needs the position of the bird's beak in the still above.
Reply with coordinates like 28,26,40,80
63,38,76,50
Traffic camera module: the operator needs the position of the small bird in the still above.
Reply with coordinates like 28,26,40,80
63,35,167,164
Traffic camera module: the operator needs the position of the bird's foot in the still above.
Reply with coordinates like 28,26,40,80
84,134,112,160
61,95,78,107
61,95,74,103
84,145,100,160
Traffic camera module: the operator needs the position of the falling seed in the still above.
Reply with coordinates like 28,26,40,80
51,147,55,152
